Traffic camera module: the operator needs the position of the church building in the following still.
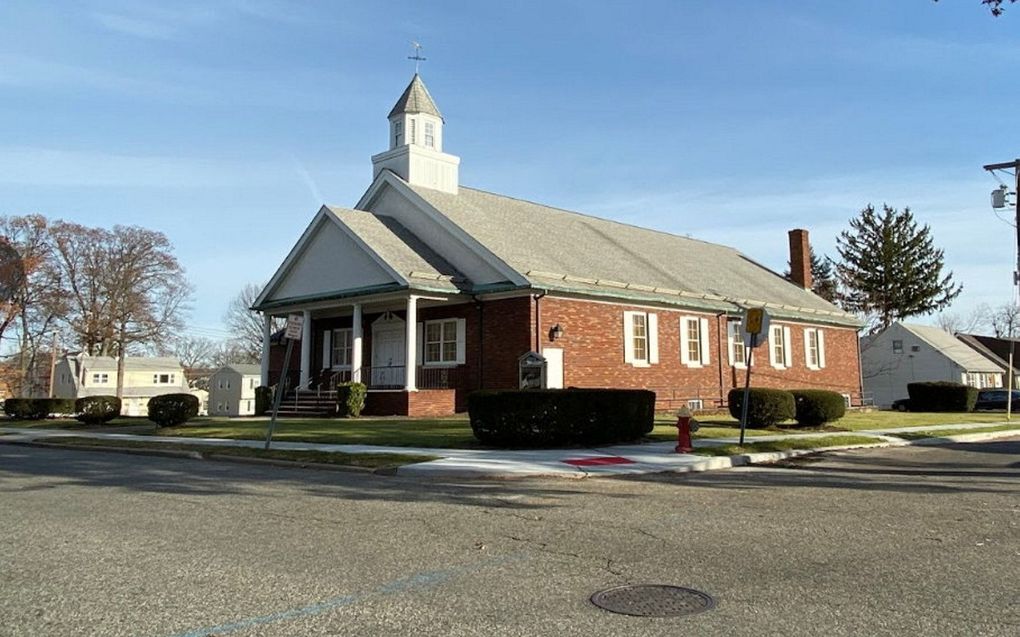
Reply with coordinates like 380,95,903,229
254,74,863,416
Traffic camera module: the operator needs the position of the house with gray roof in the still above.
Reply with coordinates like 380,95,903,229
254,74,864,416
52,354,193,417
861,323,1005,408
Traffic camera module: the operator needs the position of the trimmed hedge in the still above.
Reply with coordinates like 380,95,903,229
75,396,121,425
147,393,200,427
727,388,796,428
336,382,366,418
254,386,273,416
468,389,655,447
907,381,977,412
4,398,77,420
790,389,846,426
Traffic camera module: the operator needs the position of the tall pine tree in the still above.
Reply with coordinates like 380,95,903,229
836,204,961,330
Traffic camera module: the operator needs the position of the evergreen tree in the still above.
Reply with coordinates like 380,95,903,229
836,204,961,330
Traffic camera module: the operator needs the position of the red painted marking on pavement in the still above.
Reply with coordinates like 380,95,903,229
562,456,635,467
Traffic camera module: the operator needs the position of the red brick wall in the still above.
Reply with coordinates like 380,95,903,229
538,296,861,410
364,389,456,417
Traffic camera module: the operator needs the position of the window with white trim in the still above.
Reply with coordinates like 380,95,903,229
769,324,792,369
424,319,459,364
331,328,353,368
728,320,746,367
393,121,403,146
804,328,826,370
153,373,176,384
91,372,109,384
409,118,416,144
424,121,435,148
680,316,710,367
623,311,658,366
687,399,704,411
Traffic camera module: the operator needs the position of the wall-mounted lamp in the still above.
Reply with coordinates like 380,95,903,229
549,323,564,341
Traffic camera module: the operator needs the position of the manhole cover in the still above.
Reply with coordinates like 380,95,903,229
589,584,716,617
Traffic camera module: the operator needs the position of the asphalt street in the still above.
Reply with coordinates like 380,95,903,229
1,438,1017,636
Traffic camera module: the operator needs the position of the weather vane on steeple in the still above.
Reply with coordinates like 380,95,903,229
408,41,426,74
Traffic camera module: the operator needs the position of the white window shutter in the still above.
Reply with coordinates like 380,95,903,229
818,330,826,369
455,318,467,365
783,326,793,368
416,322,424,365
768,327,779,367
699,318,710,365
680,318,691,365
648,313,659,364
322,330,331,369
623,312,635,364
803,329,812,368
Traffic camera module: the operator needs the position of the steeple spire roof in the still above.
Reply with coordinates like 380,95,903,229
388,74,443,120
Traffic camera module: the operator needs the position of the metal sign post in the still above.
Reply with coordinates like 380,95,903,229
738,308,768,446
264,314,304,451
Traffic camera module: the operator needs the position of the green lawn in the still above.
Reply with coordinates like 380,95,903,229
29,436,436,468
893,424,1020,441
158,416,479,448
0,417,154,430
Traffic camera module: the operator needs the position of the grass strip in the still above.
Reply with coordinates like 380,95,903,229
29,436,438,468
893,425,1020,441
694,434,883,457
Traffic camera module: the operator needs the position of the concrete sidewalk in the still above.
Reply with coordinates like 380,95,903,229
1,422,1017,479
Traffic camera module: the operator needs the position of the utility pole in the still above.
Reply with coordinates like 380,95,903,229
48,331,59,398
983,158,1020,418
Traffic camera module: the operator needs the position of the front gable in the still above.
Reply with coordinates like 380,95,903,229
257,208,404,308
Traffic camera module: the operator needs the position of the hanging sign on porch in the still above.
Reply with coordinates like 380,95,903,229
285,313,304,340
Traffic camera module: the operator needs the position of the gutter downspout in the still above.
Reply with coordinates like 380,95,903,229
533,291,547,352
856,329,865,407
716,312,727,409
472,295,484,390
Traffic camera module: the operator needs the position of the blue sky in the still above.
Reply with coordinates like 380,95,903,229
2,1,1018,339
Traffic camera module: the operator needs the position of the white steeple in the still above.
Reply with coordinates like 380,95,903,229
371,74,460,194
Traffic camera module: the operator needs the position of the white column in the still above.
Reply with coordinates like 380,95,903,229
351,303,364,383
260,313,272,387
405,295,417,391
299,309,312,388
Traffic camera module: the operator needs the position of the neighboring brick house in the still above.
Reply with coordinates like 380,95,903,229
207,364,261,416
255,73,864,416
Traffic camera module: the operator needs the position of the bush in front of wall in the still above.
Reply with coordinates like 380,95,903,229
468,389,656,447
4,398,76,420
75,396,122,425
254,386,273,416
789,389,847,426
906,381,978,412
727,388,796,428
336,382,366,418
147,393,200,427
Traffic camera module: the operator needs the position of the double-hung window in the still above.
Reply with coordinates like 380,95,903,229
424,319,459,365
728,320,746,367
91,372,109,384
804,328,826,370
623,311,658,366
331,328,353,368
769,324,792,369
680,316,710,367
393,121,403,146
424,121,435,148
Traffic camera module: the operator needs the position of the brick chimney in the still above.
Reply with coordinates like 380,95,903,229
788,228,812,290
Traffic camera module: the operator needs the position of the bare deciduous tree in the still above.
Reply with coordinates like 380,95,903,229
990,303,1020,338
224,282,282,363
934,303,991,335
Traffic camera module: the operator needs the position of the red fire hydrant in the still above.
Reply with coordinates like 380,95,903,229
675,406,694,454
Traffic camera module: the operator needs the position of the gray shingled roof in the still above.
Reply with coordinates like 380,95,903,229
902,324,1004,372
327,206,465,293
81,356,184,372
218,364,262,376
387,74,443,120
405,183,860,326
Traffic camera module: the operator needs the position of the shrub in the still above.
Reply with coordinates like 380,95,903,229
790,389,847,426
336,382,366,418
147,393,200,427
254,385,273,416
907,381,977,412
727,388,796,428
4,398,79,420
75,396,121,425
468,389,655,447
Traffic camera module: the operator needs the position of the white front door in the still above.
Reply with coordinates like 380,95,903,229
372,317,406,387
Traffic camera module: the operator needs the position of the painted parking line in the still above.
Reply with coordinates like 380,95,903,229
160,554,524,637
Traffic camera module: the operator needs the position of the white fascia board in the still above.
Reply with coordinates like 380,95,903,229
357,171,529,287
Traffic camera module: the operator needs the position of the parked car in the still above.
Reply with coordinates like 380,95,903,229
891,398,911,412
973,389,1020,411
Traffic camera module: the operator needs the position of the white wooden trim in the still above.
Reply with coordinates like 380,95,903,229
783,326,793,368
623,311,637,364
455,317,467,365
818,329,826,369
699,317,711,365
679,317,691,366
769,324,782,369
647,313,659,364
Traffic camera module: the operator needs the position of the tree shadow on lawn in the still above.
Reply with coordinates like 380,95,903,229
0,445,588,510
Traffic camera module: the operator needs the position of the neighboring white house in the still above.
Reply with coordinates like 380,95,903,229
861,323,1004,408
52,354,193,417
207,364,262,416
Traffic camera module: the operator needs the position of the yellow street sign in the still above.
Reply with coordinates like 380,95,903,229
745,307,765,335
